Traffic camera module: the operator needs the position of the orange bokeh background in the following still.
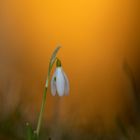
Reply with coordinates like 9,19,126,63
0,0,139,133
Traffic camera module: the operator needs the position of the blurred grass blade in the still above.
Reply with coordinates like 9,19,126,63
26,123,35,140
116,117,130,139
123,60,140,111
123,60,137,93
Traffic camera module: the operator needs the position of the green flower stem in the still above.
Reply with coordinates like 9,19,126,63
34,47,61,138
35,75,50,136
35,78,49,137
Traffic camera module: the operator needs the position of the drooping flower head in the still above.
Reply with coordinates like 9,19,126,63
51,59,69,96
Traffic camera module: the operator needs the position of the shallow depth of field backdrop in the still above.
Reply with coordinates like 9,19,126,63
0,0,139,140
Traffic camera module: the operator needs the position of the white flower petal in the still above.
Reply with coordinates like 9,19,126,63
62,70,69,96
51,71,57,96
56,67,65,96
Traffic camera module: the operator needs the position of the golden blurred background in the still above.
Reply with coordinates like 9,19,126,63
0,0,139,139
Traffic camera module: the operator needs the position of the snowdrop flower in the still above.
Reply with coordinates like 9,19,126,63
51,59,69,96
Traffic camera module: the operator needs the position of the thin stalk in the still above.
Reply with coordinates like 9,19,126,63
35,78,49,137
34,46,61,137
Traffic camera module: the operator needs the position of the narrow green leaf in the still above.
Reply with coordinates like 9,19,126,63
50,46,61,66
48,46,61,73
